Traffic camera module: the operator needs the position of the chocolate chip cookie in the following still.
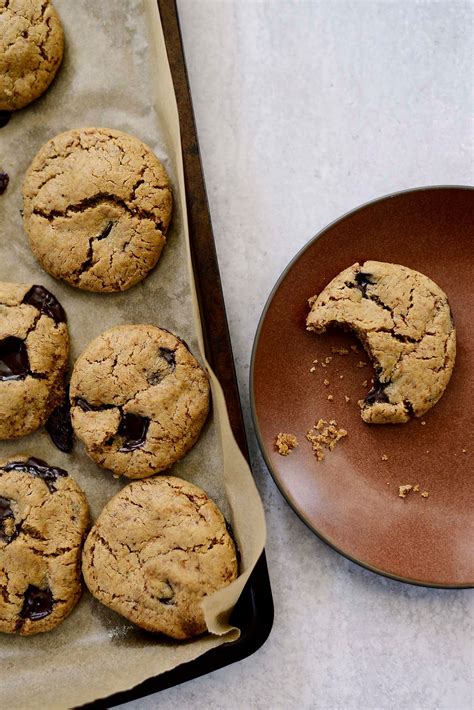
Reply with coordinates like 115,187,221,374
306,261,456,423
70,325,210,477
82,476,238,639
0,0,64,111
23,127,173,292
0,456,89,635
0,282,69,439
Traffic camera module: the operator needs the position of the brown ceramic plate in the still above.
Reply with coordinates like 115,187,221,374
251,186,473,588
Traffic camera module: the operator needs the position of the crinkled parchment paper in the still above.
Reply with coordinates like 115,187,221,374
0,1,266,707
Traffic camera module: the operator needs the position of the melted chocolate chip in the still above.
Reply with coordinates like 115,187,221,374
0,497,14,541
46,393,74,453
2,457,68,493
364,378,390,406
74,397,115,412
0,172,9,195
0,337,29,380
23,285,66,324
118,413,149,452
20,585,54,621
404,400,415,417
351,271,376,296
0,111,11,128
159,347,176,369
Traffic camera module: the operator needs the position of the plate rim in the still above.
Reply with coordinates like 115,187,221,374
250,184,474,590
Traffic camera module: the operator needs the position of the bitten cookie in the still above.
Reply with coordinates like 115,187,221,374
23,127,173,292
0,456,89,635
82,476,238,639
0,282,69,439
70,325,210,477
0,0,64,111
306,261,456,423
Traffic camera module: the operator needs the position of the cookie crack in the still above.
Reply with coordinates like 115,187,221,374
32,192,166,231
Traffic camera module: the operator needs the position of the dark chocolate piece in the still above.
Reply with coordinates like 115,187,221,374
118,413,149,451
46,392,74,453
0,337,29,380
159,347,176,369
0,496,14,541
404,400,415,417
2,457,68,493
20,585,54,621
0,172,9,195
22,285,66,324
364,378,390,406
98,221,114,240
0,111,11,128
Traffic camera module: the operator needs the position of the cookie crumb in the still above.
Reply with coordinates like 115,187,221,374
381,454,388,461
331,347,349,355
327,394,334,401
323,378,330,386
275,433,299,456
421,421,426,426
398,484,413,498
421,491,430,498
325,356,332,364
350,345,358,353
357,399,364,408
321,362,327,368
339,375,344,379
426,450,430,454
362,379,368,387
357,361,367,368
306,418,347,461
413,484,420,492
344,395,350,403
310,366,316,373
462,449,467,453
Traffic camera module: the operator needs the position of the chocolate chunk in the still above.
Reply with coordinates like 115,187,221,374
23,285,66,324
2,457,68,493
20,585,54,621
0,111,11,128
46,393,74,453
74,397,114,412
0,497,14,541
351,271,376,296
0,172,9,195
365,378,390,405
118,413,149,451
404,400,415,417
159,347,176,369
0,337,29,380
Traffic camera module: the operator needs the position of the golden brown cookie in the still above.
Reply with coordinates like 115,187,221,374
0,0,64,111
70,325,210,477
0,456,89,635
23,127,173,292
82,476,238,639
0,282,69,439
306,261,456,423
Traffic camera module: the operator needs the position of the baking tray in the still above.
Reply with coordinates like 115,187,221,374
80,2,273,705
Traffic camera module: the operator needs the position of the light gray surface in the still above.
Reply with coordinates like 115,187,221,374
122,1,473,708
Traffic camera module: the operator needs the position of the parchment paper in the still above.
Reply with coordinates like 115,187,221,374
0,2,266,707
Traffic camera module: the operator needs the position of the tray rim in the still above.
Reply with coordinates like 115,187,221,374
83,1,274,706
250,183,474,591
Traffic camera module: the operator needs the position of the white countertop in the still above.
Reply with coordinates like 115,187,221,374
124,1,473,708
